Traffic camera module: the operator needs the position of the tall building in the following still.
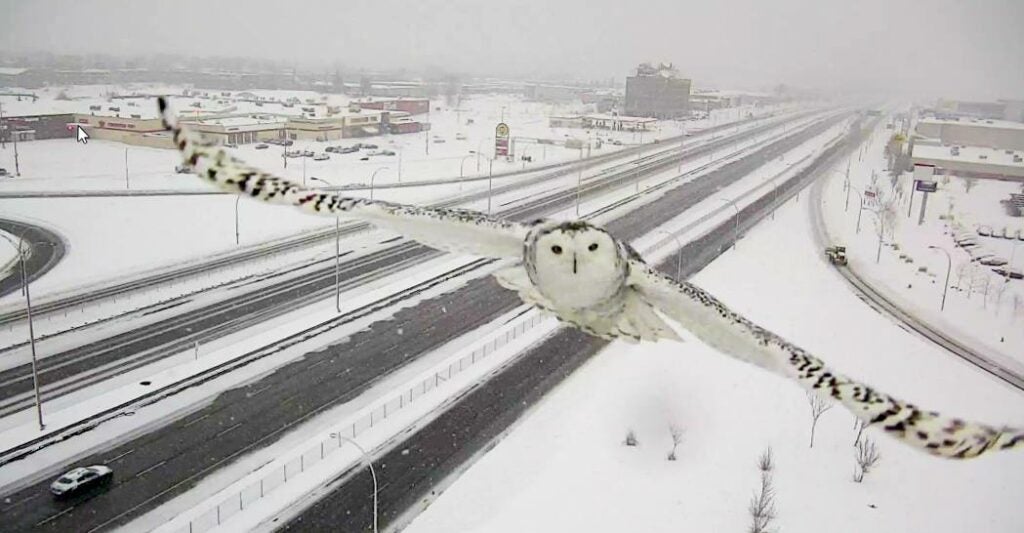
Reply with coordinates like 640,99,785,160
624,62,691,119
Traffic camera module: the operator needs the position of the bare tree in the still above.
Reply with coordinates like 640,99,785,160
758,446,774,473
962,177,978,194
749,448,777,533
853,419,866,447
624,429,638,447
807,392,835,448
667,424,684,461
853,437,881,483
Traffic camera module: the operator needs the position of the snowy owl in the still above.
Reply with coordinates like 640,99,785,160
158,97,1023,459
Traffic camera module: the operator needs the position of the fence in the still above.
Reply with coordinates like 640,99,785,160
169,310,546,533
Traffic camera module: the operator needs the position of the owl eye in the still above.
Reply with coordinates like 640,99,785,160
551,245,563,255
588,243,599,252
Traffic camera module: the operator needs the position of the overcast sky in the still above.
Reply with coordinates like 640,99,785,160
3,0,1022,100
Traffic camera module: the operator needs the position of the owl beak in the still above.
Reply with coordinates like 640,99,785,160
572,253,577,274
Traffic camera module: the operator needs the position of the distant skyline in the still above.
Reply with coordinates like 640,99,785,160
2,0,1022,100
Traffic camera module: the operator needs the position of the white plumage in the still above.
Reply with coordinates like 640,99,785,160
158,97,1024,459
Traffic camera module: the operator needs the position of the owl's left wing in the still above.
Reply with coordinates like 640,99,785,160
630,263,1024,459
158,97,533,258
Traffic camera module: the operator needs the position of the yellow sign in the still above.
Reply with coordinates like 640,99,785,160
495,123,509,138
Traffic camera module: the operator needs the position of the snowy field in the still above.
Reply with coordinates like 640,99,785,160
403,177,1024,533
818,121,1024,367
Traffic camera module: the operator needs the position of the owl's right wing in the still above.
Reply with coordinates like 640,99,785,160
630,262,1024,459
158,97,535,259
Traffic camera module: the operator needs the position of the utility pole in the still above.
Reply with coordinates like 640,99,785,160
124,148,129,189
12,117,20,176
0,101,6,149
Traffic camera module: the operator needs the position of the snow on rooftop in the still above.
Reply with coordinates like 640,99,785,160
919,116,1024,131
0,67,29,76
912,143,1024,168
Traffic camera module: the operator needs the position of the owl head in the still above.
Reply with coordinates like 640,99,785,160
527,221,626,307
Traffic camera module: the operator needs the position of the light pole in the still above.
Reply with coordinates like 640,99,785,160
124,148,129,190
849,187,864,234
634,153,642,193
475,138,487,172
718,198,740,250
928,245,951,312
234,195,241,245
657,230,684,280
862,210,884,263
487,159,494,214
396,149,402,183
15,231,45,430
369,166,389,200
311,177,341,313
331,433,378,533
459,154,474,179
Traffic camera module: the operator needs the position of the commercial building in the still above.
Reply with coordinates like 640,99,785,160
911,140,1024,181
548,113,657,131
180,115,287,145
915,117,1024,152
933,99,1024,123
355,98,430,116
624,62,691,119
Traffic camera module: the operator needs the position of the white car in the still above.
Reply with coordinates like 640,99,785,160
50,465,113,498
313,153,330,161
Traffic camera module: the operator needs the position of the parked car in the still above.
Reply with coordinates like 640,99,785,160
339,146,360,154
255,143,269,150
0,168,8,177
361,143,378,150
993,267,1024,279
175,164,193,174
359,156,370,161
50,465,113,498
324,146,336,153
224,142,238,149
313,153,330,161
980,256,1008,266
380,150,396,156
302,150,315,157
455,133,467,140
280,139,294,146
285,150,303,158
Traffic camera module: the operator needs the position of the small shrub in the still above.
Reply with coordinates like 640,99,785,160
853,437,881,483
624,429,638,447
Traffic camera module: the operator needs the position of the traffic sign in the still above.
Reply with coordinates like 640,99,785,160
915,180,938,193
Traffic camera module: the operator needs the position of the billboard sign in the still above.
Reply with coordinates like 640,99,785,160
915,180,938,193
495,122,510,157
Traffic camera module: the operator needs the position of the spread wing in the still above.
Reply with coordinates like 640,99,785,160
630,262,1024,459
158,97,533,258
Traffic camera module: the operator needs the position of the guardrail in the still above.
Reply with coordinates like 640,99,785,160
166,310,547,533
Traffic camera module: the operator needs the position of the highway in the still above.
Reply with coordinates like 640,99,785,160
0,219,65,300
0,113,776,327
0,112,848,531
0,112,817,416
282,115,866,532
806,155,1024,392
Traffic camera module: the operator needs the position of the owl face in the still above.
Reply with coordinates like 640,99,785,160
528,222,625,309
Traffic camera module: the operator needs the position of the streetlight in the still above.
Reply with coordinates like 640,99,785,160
657,230,684,280
369,166,389,200
475,138,487,171
234,195,241,245
459,154,474,179
331,433,378,533
4,230,46,430
718,198,740,250
311,177,341,313
848,187,865,234
487,159,494,214
928,245,951,312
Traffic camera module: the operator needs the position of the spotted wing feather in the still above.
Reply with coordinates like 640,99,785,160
632,263,1024,459
157,97,531,258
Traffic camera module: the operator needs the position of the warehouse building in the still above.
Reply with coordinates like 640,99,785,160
915,117,1024,152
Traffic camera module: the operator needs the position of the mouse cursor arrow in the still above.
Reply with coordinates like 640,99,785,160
76,125,89,144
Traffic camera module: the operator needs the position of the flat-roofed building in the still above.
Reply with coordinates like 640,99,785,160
624,62,691,119
180,115,287,145
916,117,1024,152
